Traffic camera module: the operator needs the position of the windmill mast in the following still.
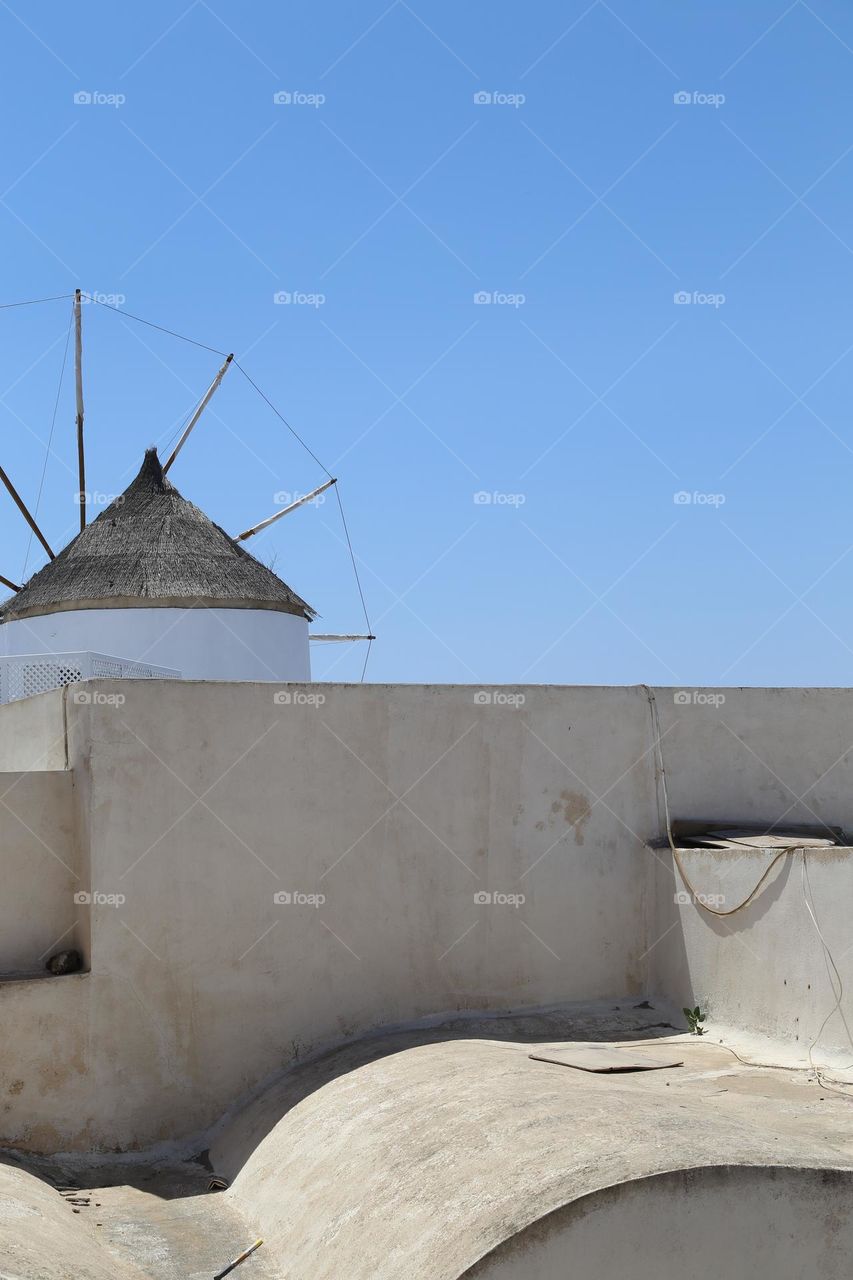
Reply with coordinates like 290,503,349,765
234,477,337,543
74,289,86,532
163,353,234,475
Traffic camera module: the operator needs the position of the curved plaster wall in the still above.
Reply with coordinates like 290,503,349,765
211,1024,853,1280
0,606,311,681
464,1167,853,1280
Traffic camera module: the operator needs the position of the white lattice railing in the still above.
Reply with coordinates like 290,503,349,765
0,652,180,704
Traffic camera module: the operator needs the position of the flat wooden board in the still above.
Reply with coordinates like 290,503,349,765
529,1044,684,1073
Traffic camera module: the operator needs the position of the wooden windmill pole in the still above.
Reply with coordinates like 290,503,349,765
0,464,54,560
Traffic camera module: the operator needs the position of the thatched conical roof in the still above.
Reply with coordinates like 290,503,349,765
0,449,314,623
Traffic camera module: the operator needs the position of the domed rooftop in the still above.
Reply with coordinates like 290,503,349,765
0,448,314,623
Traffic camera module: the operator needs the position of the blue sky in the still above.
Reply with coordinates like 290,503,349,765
1,1,852,684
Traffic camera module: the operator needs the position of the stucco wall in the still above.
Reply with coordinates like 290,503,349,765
645,687,853,1058
0,770,79,974
0,688,66,770
0,682,851,1152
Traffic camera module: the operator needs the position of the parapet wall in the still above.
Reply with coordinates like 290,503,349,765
0,681,850,1152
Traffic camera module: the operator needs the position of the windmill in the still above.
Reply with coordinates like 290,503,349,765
0,291,373,697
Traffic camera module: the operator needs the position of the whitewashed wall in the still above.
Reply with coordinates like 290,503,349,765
0,606,311,681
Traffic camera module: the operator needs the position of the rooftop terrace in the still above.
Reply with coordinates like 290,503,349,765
0,680,850,1276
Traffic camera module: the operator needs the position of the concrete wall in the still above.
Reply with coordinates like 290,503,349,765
0,606,311,681
0,682,850,1151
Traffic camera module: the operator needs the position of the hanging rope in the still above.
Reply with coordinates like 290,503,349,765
644,686,805,917
21,301,74,579
645,685,853,1093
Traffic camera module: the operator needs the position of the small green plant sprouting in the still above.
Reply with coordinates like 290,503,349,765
683,1006,706,1035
